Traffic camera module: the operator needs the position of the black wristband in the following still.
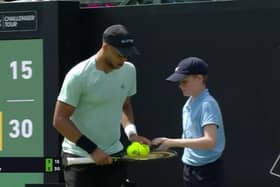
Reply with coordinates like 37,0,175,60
76,135,98,154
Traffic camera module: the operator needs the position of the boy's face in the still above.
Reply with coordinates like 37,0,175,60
178,75,205,97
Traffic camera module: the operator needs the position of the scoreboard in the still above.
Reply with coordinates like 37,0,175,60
0,1,80,186
0,39,61,186
0,40,43,158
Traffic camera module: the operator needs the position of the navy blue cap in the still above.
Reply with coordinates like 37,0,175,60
103,24,140,58
166,57,208,82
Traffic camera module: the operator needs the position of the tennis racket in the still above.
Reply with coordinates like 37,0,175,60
64,149,177,166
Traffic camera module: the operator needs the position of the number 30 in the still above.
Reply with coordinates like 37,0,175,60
9,119,33,138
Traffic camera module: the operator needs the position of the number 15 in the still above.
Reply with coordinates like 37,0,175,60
10,60,33,80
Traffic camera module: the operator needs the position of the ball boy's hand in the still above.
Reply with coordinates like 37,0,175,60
152,137,169,151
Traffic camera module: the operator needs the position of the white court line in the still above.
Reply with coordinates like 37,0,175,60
270,154,280,178
6,99,35,102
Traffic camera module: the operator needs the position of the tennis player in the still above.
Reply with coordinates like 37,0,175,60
53,24,151,187
152,57,226,187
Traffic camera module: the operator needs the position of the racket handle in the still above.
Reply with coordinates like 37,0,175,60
65,156,120,166
66,157,95,166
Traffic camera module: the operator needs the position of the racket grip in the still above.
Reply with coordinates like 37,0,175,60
65,156,120,166
66,157,95,166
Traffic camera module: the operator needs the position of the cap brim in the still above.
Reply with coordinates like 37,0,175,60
115,46,140,58
166,73,186,82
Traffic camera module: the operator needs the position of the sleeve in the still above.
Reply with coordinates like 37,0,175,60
57,68,83,107
126,63,137,97
200,101,222,128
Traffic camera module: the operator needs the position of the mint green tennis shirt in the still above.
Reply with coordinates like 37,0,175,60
58,56,136,157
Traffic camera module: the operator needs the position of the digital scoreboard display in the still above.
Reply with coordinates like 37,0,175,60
0,39,43,157
0,39,61,187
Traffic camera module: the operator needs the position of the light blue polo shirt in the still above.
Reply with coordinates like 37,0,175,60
182,89,225,166
58,55,136,157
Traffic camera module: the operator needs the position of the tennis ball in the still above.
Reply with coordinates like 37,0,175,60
140,144,150,156
126,142,142,157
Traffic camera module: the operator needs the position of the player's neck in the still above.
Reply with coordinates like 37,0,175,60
95,50,113,73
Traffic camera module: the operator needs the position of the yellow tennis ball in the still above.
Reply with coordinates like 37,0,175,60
140,144,150,156
131,141,141,147
126,142,141,157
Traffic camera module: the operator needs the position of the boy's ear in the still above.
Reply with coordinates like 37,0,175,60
196,74,204,80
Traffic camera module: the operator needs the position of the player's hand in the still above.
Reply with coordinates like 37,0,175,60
90,148,112,165
129,134,151,145
152,137,169,151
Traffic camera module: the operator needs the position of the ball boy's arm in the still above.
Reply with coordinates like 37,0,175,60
152,124,217,150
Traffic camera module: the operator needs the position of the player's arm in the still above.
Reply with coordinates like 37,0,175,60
152,124,217,150
53,101,81,142
53,101,112,165
121,97,135,129
121,97,151,145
